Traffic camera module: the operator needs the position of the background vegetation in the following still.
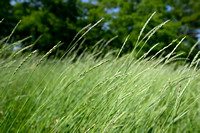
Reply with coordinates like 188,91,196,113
0,0,200,59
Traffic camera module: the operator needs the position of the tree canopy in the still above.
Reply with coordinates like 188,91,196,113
0,0,199,59
86,0,200,57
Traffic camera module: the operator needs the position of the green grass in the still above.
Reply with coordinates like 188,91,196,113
0,49,200,132
0,15,200,132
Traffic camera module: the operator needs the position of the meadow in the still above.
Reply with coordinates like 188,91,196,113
0,17,200,132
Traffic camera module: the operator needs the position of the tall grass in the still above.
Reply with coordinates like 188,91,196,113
0,14,200,132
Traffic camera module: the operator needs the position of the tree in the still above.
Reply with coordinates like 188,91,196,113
86,0,200,59
0,0,17,39
12,0,83,53
0,0,199,60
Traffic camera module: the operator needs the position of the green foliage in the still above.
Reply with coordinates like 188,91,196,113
0,0,17,38
11,0,83,53
0,0,199,59
86,0,200,59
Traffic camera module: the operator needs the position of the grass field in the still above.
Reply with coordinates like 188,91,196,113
0,17,200,132
0,45,200,132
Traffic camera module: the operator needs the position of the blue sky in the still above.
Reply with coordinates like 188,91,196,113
82,0,89,2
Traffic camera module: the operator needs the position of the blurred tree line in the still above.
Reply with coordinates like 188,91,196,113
0,0,200,59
